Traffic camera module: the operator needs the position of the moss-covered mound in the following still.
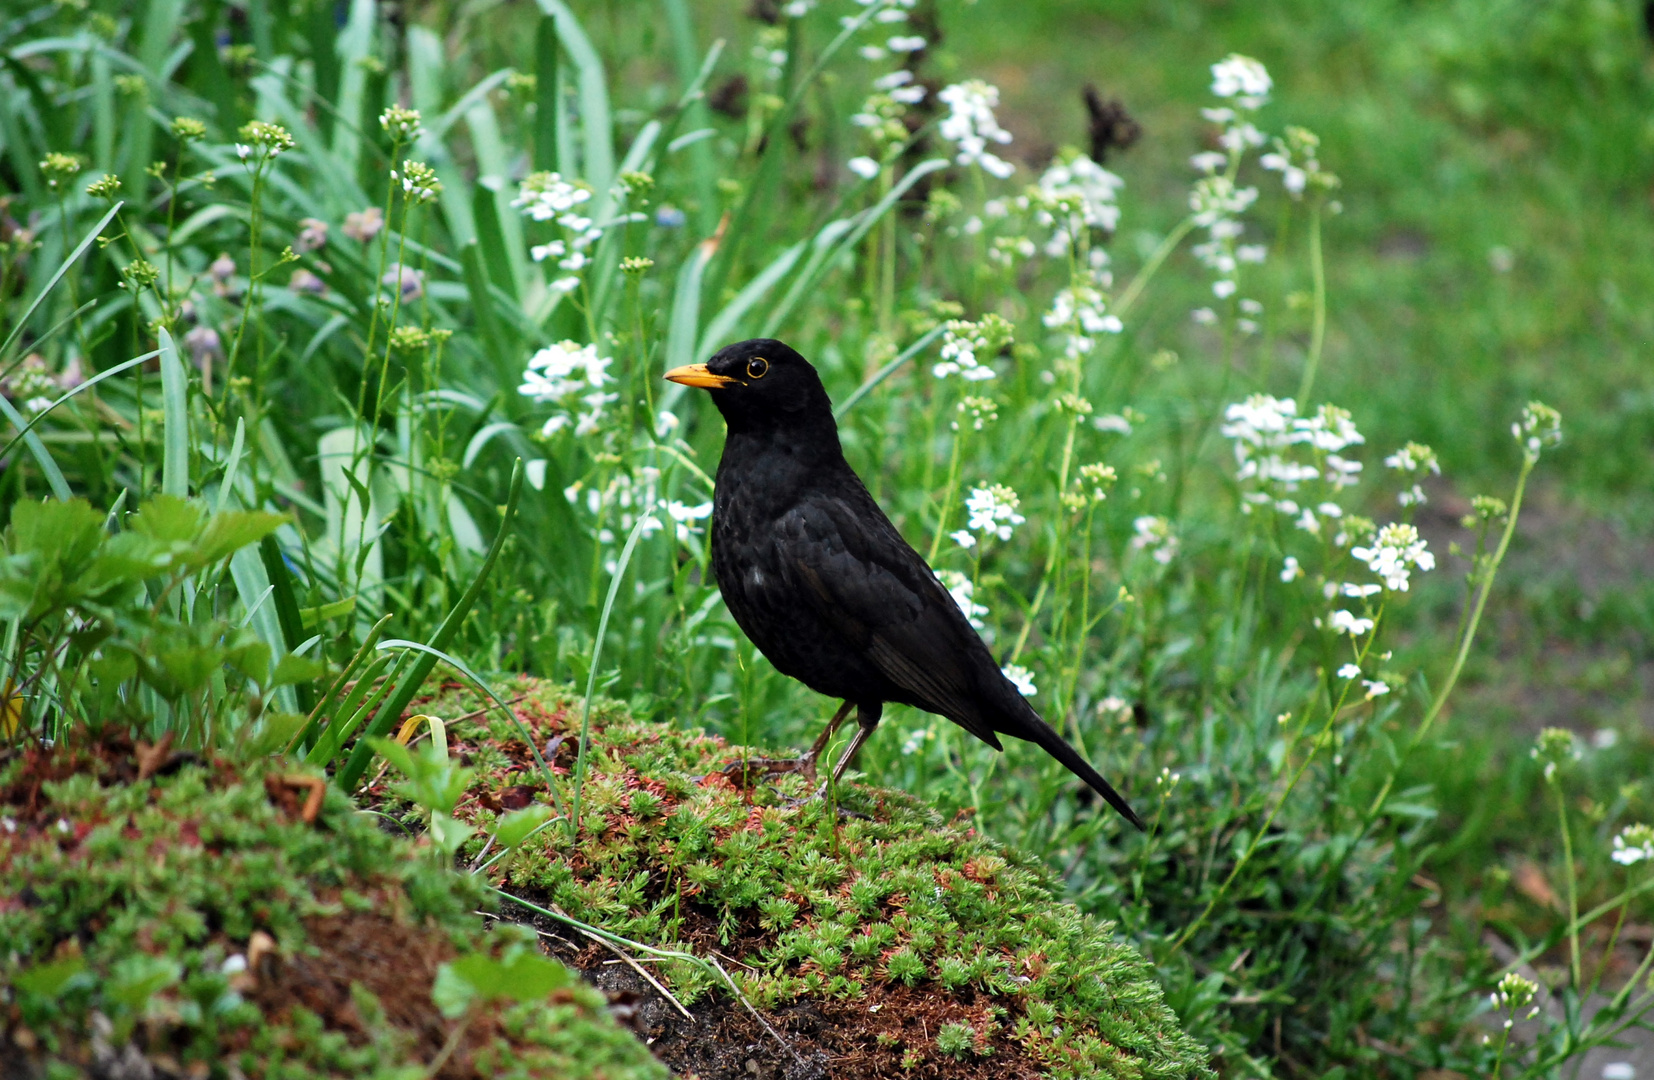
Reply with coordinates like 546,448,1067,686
0,734,665,1080
396,678,1212,1080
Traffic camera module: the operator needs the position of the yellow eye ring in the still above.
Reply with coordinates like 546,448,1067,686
746,357,769,379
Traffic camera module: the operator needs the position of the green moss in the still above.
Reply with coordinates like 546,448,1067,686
421,678,1214,1079
0,742,664,1080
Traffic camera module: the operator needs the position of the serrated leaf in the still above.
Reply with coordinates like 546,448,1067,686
196,509,289,566
12,954,88,998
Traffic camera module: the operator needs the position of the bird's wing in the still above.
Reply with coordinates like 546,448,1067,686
772,488,1005,750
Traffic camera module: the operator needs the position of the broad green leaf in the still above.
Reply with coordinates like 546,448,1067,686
270,652,328,688
196,510,289,566
493,803,553,849
105,954,181,1011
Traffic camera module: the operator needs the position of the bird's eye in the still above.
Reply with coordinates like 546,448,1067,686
746,357,769,380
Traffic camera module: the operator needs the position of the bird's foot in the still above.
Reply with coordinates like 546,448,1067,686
715,755,817,789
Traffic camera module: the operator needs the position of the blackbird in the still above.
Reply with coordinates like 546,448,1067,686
666,339,1144,830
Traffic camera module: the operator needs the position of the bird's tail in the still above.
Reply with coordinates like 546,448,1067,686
1015,708,1146,831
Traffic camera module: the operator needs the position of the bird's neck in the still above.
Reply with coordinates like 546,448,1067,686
718,416,849,503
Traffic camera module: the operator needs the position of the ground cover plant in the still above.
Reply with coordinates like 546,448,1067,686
3,0,1654,1075
0,732,666,1079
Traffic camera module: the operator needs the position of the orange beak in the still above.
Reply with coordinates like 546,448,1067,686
664,363,741,389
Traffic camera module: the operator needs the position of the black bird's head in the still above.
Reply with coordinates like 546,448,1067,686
664,339,836,438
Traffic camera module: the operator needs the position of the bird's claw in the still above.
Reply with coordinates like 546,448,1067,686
716,755,817,789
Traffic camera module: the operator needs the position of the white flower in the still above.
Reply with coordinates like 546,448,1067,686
1190,151,1227,175
1212,279,1236,299
511,172,593,221
1037,154,1125,240
1210,54,1272,106
1191,307,1217,325
937,80,1016,179
938,570,988,628
1280,556,1302,582
1337,663,1361,680
655,410,680,438
932,319,1000,381
949,529,976,549
1363,680,1390,700
847,155,881,179
887,35,926,51
1002,664,1037,697
1352,523,1435,592
1294,404,1364,452
1329,610,1374,636
530,240,566,263
1093,413,1133,436
966,484,1025,541
1044,283,1122,344
1130,516,1178,565
1341,582,1382,598
664,500,713,543
1611,825,1654,866
519,340,616,438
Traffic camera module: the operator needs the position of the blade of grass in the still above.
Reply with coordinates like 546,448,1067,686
535,0,613,217
0,348,155,467
760,159,945,336
286,611,393,754
0,201,122,363
336,458,525,790
259,533,315,714
158,327,189,497
375,639,563,814
0,395,70,502
305,652,398,765
569,510,651,839
534,16,561,172
834,324,947,419
216,417,247,513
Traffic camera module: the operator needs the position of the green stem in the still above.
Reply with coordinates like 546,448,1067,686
1554,777,1581,988
1169,607,1384,954
1115,215,1196,318
1295,203,1326,404
1361,454,1534,824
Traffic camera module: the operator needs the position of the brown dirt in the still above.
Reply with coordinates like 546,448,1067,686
242,901,516,1080
505,899,1053,1080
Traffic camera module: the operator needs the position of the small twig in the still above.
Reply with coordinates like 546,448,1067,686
425,1011,470,1079
712,955,804,1067
574,925,693,1021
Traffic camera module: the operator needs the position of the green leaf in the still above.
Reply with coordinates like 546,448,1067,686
493,803,553,849
128,495,209,547
431,961,478,1019
105,954,181,1011
270,652,328,688
12,955,88,999
196,510,289,566
437,950,573,1018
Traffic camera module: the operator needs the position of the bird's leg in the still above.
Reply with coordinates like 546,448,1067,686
828,704,881,785
717,700,854,787
799,700,856,780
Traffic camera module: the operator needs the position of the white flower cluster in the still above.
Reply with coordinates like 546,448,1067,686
938,569,988,629
1222,395,1365,535
1001,664,1037,697
851,0,921,61
1034,153,1124,256
512,172,602,293
933,320,998,381
563,467,713,558
518,340,617,438
1044,275,1122,358
1131,515,1179,566
1513,401,1563,462
1261,126,1337,199
1385,441,1440,507
960,484,1024,545
937,80,1015,179
1188,175,1263,308
1612,824,1654,866
1351,522,1436,592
